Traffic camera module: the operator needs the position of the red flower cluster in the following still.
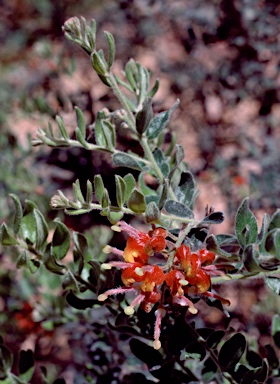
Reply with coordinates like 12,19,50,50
98,221,229,349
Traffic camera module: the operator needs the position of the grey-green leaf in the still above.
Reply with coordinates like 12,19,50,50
123,174,136,203
145,201,161,223
175,171,197,209
104,30,115,68
115,175,126,208
101,120,116,150
136,97,153,135
243,244,262,272
75,106,86,138
164,200,194,219
73,179,85,204
94,175,105,204
265,228,280,259
113,152,148,171
146,99,180,140
153,148,170,178
94,111,107,147
235,198,258,248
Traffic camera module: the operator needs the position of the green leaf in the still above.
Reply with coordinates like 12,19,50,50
16,251,28,269
153,148,170,178
43,250,64,275
138,172,157,197
125,59,138,92
73,232,88,256
206,234,239,261
146,99,180,140
75,127,90,149
9,194,23,234
52,220,70,260
265,277,280,295
94,175,105,204
218,333,246,371
127,188,146,213
115,175,126,208
56,115,69,140
75,106,86,138
101,189,111,208
265,229,280,259
104,31,115,68
62,270,79,292
0,223,18,246
34,209,48,249
145,201,161,223
73,179,85,204
136,97,153,135
27,258,41,274
21,201,38,244
235,198,258,248
272,314,280,348
0,344,13,375
113,152,148,171
129,339,163,370
123,174,136,203
66,291,99,309
86,180,93,204
107,210,124,224
91,50,108,75
202,212,224,225
268,209,280,230
164,200,194,219
184,342,206,361
207,330,225,349
138,65,150,105
148,78,160,98
18,350,34,382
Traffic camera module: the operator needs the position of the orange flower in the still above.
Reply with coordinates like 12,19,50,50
197,249,215,265
186,269,211,293
165,269,186,296
120,221,166,263
175,244,201,278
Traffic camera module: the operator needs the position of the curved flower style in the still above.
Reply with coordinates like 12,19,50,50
98,221,229,349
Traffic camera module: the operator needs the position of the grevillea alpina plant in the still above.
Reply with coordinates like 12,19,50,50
1,16,280,383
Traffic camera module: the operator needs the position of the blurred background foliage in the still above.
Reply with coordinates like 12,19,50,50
0,0,280,382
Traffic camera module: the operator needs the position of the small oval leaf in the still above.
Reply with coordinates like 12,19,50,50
218,333,246,371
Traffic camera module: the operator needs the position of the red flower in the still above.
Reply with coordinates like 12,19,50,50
99,221,230,349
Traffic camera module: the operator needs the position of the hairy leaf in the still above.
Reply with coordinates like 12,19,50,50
235,198,258,248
